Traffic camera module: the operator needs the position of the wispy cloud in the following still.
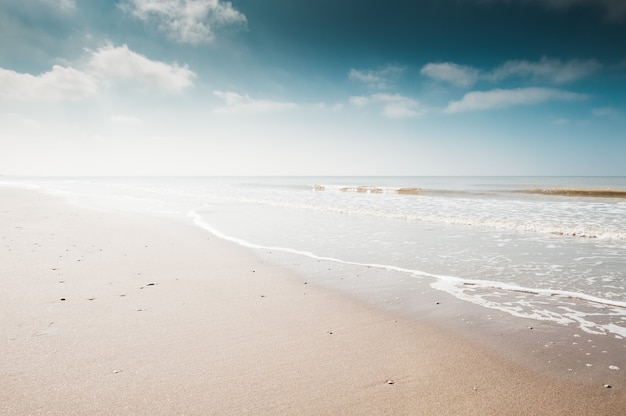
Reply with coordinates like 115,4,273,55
592,106,622,118
0,65,97,102
420,62,480,87
489,57,602,83
444,87,586,113
348,65,405,89
87,44,195,93
421,57,601,87
349,93,425,118
120,0,247,44
0,44,195,102
213,91,297,114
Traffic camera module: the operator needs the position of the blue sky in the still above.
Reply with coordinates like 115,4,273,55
1,0,624,175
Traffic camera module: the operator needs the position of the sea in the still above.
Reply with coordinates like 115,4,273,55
3,176,626,338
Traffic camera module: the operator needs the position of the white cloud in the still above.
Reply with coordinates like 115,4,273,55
490,57,602,83
0,65,98,102
0,44,195,102
349,93,425,118
121,0,247,44
445,87,586,113
420,62,480,87
348,65,405,89
213,90,297,114
87,44,195,93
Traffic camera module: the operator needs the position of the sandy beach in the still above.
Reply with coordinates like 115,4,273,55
2,186,625,415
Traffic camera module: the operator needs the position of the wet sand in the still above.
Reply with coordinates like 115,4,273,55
2,187,625,415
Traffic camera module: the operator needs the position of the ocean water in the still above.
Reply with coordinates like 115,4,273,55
4,176,626,337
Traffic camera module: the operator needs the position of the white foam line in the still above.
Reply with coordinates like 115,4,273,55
188,210,626,310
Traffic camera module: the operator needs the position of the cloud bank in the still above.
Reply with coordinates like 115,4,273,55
120,0,247,44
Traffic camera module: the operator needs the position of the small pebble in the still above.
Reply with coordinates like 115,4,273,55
609,365,620,371
604,384,612,389
60,298,66,301
386,380,394,385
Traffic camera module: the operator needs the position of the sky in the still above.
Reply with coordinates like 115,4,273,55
0,0,625,176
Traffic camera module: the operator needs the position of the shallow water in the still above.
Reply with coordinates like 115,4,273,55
4,175,626,337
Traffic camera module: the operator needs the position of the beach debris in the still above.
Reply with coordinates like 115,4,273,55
60,298,66,301
609,365,620,371
327,330,333,335
386,379,395,385
604,384,612,388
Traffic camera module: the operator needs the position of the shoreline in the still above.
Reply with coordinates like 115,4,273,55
2,186,625,415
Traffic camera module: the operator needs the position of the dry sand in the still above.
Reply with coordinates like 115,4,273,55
2,187,625,415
